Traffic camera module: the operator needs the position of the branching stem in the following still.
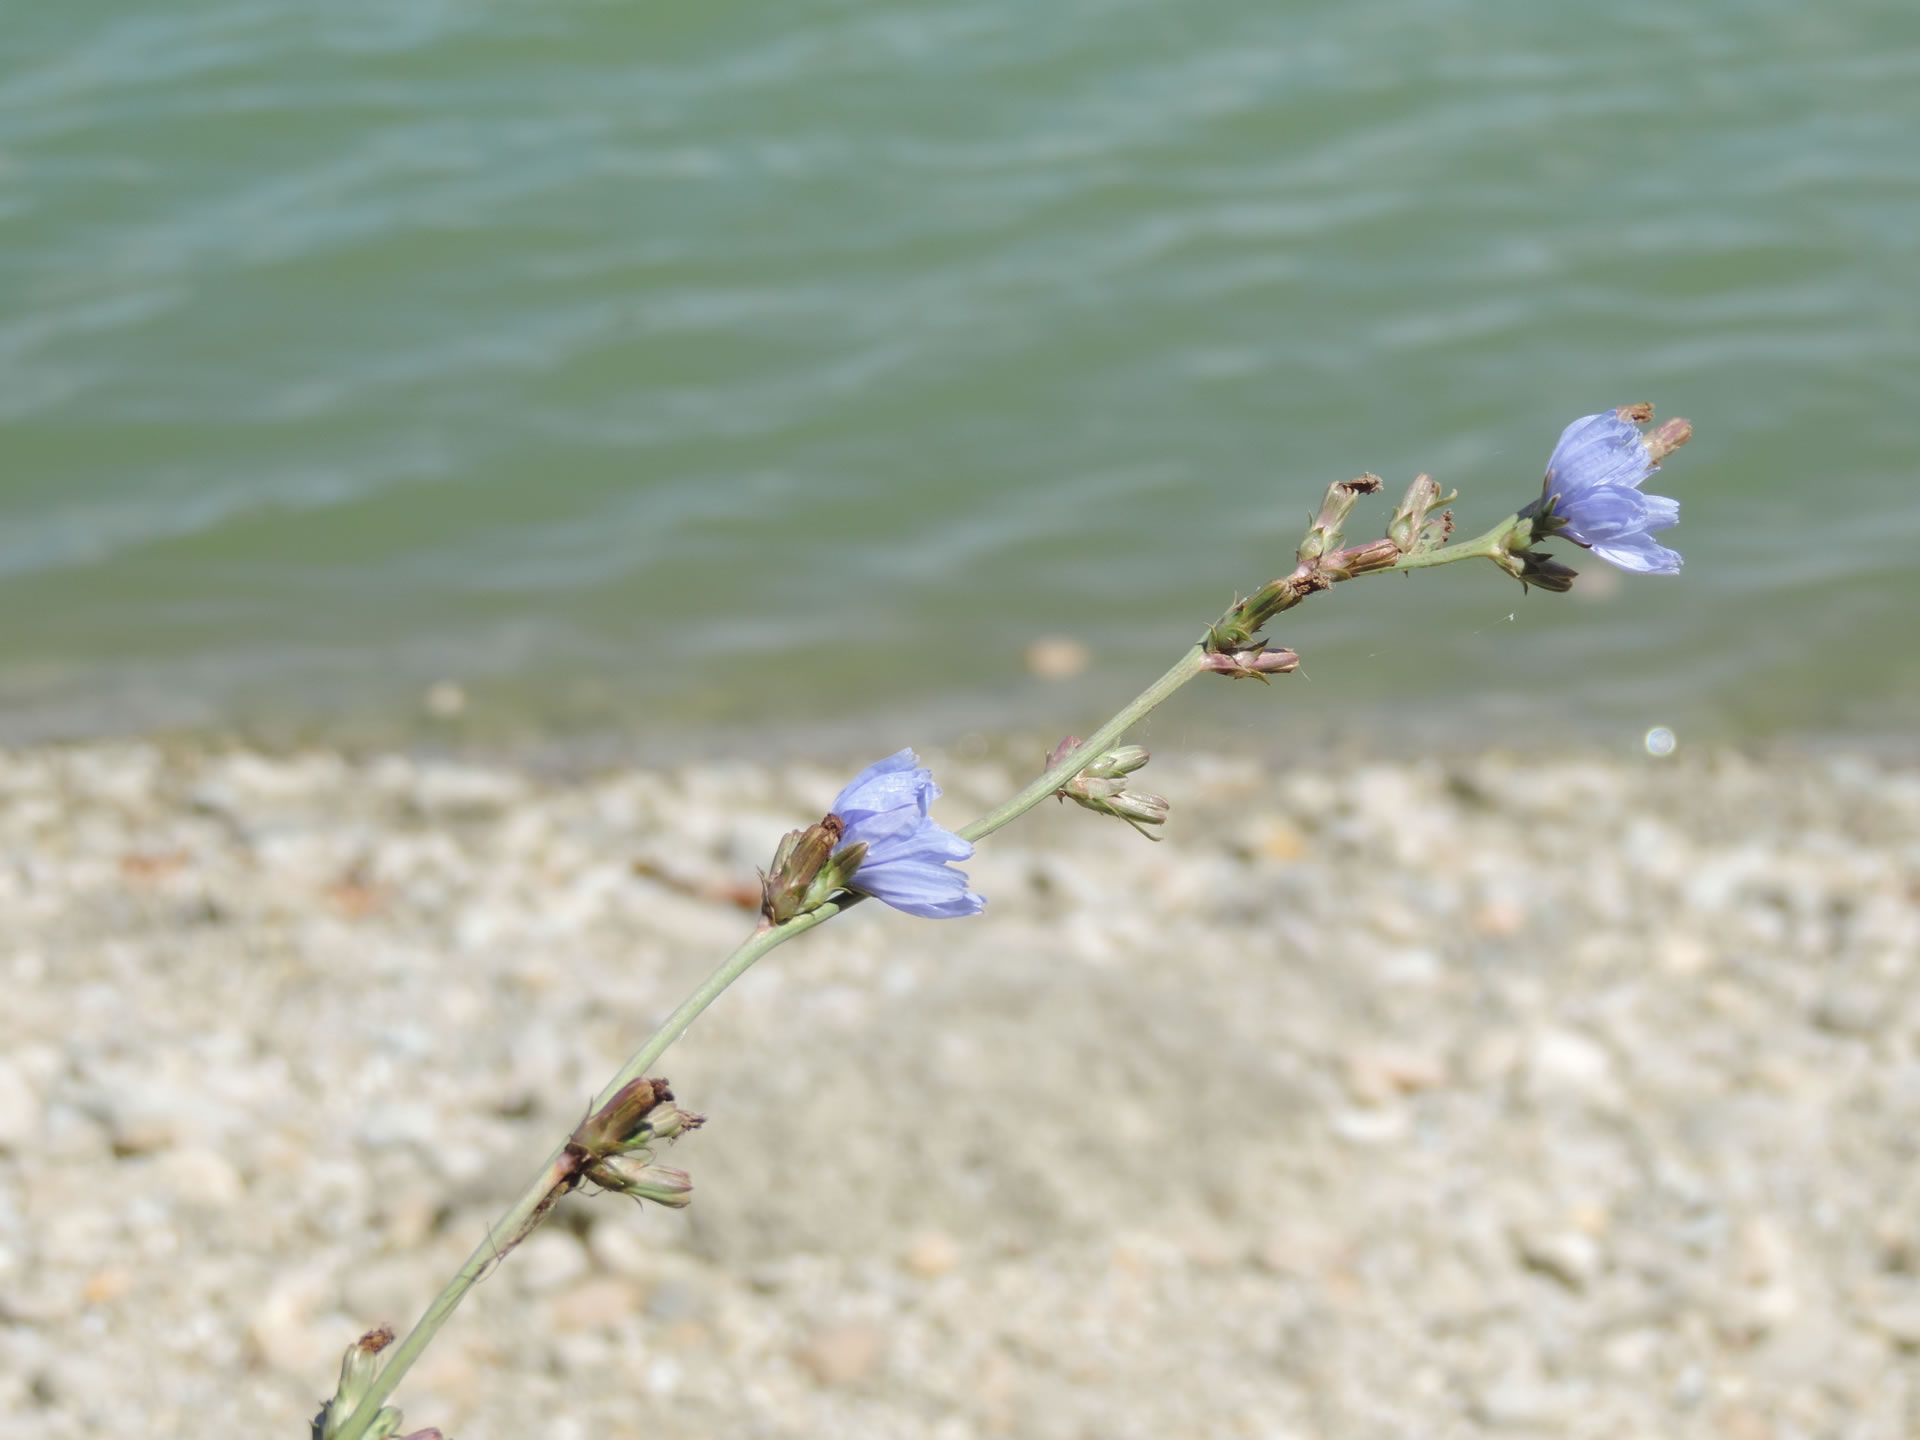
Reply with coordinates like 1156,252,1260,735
328,524,1498,1440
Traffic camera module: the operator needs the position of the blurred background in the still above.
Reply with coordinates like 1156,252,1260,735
6,5,1920,1440
4,0,1916,759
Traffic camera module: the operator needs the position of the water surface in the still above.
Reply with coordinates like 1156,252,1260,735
4,0,1917,759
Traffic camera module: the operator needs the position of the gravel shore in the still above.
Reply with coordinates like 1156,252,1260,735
3,741,1919,1439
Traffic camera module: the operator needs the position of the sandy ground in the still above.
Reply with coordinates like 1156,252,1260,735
3,741,1920,1439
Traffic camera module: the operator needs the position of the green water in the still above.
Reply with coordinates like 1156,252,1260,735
3,1,1917,758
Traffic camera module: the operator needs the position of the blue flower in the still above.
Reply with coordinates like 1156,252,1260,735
1542,409,1683,575
830,750,985,919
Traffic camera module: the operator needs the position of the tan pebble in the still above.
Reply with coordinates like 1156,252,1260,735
1568,1202,1613,1237
151,1147,246,1208
1024,636,1090,680
1472,898,1526,936
662,1319,713,1352
1514,1226,1603,1291
546,1277,640,1333
81,1267,134,1306
586,1215,654,1280
249,1267,334,1375
325,874,386,919
1660,933,1713,975
1867,1298,1920,1349
117,849,189,883
408,1344,479,1406
0,1057,43,1150
379,1193,440,1250
973,1347,1017,1405
1715,1402,1775,1440
796,1322,884,1386
1526,1027,1619,1105
1331,1106,1410,1145
1601,1327,1662,1375
903,1230,959,1278
1182,1231,1239,1270
1252,819,1306,862
1344,1046,1448,1104
1254,1224,1334,1278
515,1231,590,1293
1466,1031,1522,1085
110,1116,177,1158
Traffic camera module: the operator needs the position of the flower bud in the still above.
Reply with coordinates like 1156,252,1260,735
1051,741,1171,840
572,1076,675,1157
1208,567,1331,654
1107,789,1170,827
325,1327,393,1427
585,1159,695,1208
1492,544,1578,592
641,1100,707,1142
1047,737,1150,780
1085,745,1150,780
1200,646,1300,682
1297,474,1383,564
1320,537,1402,580
314,1329,427,1440
1517,552,1578,592
1486,513,1580,591
1387,473,1457,555
1645,416,1692,463
762,816,852,925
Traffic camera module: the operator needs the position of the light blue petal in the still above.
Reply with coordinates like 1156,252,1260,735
852,857,985,917
835,778,936,824
1547,411,1656,495
840,802,932,850
1558,486,1648,544
865,823,973,866
831,750,924,817
889,890,988,919
1592,533,1683,574
907,827,975,862
1640,492,1681,530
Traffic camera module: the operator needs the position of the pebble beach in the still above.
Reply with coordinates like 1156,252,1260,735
4,740,1920,1439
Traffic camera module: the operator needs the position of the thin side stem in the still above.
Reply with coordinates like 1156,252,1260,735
960,646,1208,842
1386,514,1516,572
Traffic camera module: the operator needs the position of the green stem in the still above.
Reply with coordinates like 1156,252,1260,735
960,647,1207,842
330,915,841,1440
332,651,1205,1440
1386,513,1517,572
332,530,1497,1440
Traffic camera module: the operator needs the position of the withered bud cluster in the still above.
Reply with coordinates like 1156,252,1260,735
1205,468,1453,678
1200,646,1300,680
761,815,865,925
1047,738,1170,840
312,1326,446,1440
1297,473,1383,563
567,1076,705,1209
1645,416,1693,463
1387,473,1458,556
